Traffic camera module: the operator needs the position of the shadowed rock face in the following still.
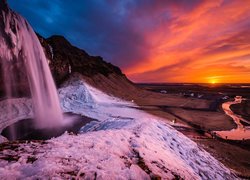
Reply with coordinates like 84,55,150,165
37,34,127,86
38,34,139,103
0,0,132,99
0,31,131,98
0,0,8,10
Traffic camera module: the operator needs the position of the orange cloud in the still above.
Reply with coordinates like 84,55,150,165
125,0,250,83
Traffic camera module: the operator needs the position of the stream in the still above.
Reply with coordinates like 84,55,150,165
215,96,250,140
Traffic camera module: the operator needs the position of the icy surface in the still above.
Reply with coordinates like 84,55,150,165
0,98,33,131
48,44,54,59
0,79,237,179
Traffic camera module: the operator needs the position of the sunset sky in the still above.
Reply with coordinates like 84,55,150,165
9,0,250,83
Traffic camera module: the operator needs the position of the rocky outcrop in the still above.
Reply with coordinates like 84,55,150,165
0,0,140,101
37,34,128,86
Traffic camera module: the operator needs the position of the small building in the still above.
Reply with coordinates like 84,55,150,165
160,90,167,94
222,96,229,100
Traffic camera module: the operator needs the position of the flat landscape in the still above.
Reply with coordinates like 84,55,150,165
135,83,250,178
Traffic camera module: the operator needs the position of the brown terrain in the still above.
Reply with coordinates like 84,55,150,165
231,100,250,125
38,35,250,178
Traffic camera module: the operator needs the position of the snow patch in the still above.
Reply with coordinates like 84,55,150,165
0,98,33,133
0,79,237,179
48,44,53,59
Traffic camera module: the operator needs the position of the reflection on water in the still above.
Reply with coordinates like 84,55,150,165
215,96,250,140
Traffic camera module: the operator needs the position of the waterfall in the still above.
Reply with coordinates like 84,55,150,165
0,1,63,129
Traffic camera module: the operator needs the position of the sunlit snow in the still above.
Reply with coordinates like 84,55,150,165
0,78,236,179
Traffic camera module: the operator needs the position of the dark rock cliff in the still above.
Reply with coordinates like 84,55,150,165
36,34,140,101
0,0,135,99
37,34,128,86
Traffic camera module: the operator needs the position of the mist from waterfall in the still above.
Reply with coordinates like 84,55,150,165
0,2,63,130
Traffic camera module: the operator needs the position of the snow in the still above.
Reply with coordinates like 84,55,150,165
58,80,136,121
69,65,72,74
0,78,237,179
0,98,33,132
48,44,54,59
0,2,238,179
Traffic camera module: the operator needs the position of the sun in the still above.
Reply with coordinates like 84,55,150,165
206,76,219,84
211,80,216,84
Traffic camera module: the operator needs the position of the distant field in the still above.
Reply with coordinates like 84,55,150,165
137,83,250,98
135,83,250,130
135,83,250,177
134,83,246,130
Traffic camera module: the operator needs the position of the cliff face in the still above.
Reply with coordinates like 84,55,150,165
37,34,127,86
36,34,141,102
0,0,137,101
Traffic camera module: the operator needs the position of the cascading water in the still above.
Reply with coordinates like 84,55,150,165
0,1,63,130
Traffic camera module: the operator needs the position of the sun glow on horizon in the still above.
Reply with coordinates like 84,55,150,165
124,1,250,83
211,80,216,84
206,76,220,85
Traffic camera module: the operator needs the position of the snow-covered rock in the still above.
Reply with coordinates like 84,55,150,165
0,135,8,143
0,78,237,179
0,98,33,133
